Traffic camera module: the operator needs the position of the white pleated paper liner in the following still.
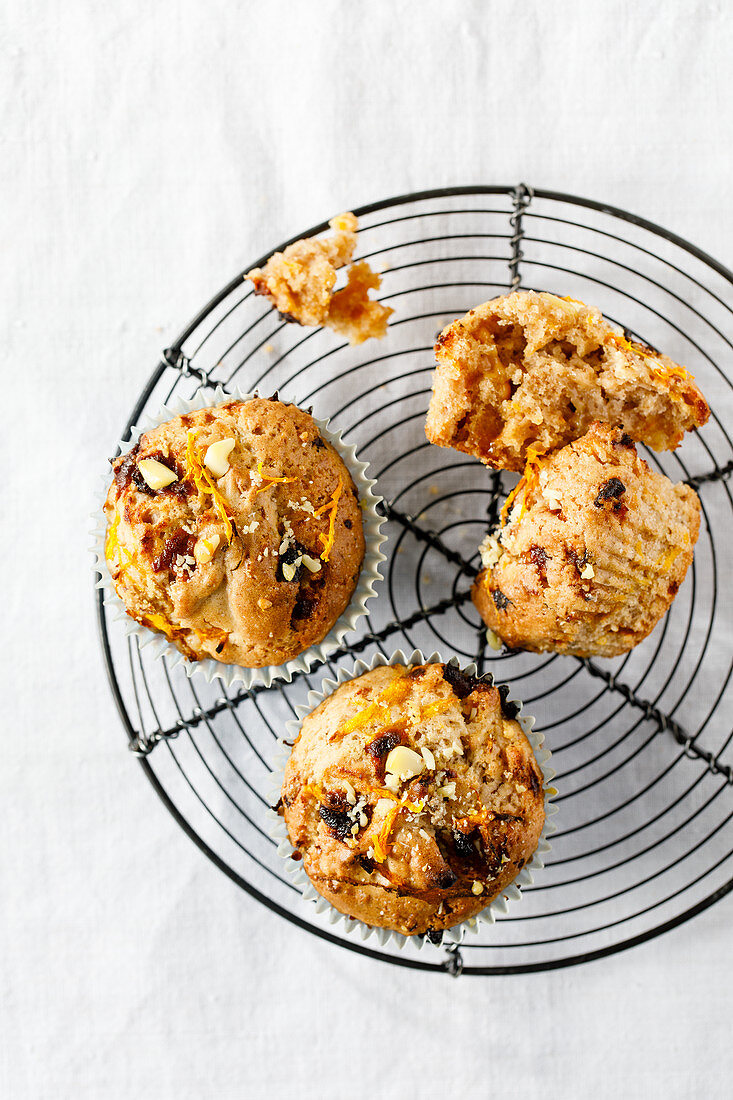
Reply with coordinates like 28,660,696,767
91,385,386,690
267,648,557,952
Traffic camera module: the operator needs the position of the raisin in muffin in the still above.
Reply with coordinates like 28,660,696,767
426,290,709,471
472,423,701,658
103,397,365,668
280,660,545,936
246,213,392,344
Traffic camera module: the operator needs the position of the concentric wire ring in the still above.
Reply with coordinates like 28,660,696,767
96,186,733,974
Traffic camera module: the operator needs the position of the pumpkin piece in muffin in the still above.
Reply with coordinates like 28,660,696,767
471,423,701,658
103,397,365,668
281,661,545,937
426,290,709,471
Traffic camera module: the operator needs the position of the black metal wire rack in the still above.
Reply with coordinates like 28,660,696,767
96,186,733,975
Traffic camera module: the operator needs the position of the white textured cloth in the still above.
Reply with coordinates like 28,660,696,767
2,1,733,1096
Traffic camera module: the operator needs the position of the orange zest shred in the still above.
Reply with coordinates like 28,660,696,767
105,506,134,575
378,670,411,707
105,507,122,563
420,698,452,720
373,802,402,862
340,701,391,736
372,792,428,863
334,670,412,739
301,782,326,802
606,333,694,384
315,477,343,562
457,808,491,829
500,444,545,526
143,612,178,640
254,459,296,495
186,430,234,543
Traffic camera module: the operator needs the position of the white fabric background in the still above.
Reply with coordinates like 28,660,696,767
2,1,732,1096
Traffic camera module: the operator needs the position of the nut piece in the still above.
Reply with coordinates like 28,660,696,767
194,532,221,565
204,438,236,478
471,880,484,896
137,458,178,490
282,561,298,582
420,746,436,771
301,554,322,574
385,745,424,781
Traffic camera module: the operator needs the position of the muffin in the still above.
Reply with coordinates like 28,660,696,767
280,660,546,936
426,290,709,471
472,423,701,658
246,212,393,344
103,397,365,668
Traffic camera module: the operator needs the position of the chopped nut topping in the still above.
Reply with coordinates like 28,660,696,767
194,532,221,565
420,746,436,771
204,437,236,478
580,562,595,580
479,533,503,569
138,457,178,490
471,880,484,896
258,597,272,610
385,746,424,782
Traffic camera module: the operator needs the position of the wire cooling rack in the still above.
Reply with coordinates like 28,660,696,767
96,186,733,975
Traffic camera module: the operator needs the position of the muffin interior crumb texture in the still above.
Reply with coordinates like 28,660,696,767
246,212,393,344
281,662,545,936
426,290,709,470
471,422,701,658
103,398,365,669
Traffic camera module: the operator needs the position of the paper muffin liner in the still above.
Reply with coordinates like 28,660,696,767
91,385,386,690
267,648,557,951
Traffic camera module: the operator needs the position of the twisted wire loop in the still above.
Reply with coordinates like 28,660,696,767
129,727,177,757
508,182,534,291
161,347,213,389
444,944,464,978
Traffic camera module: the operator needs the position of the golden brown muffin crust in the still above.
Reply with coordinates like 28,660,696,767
472,423,701,657
426,291,709,470
281,662,545,936
104,398,365,668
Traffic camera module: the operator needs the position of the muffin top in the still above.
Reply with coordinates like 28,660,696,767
281,661,545,936
472,423,701,658
103,397,365,668
426,290,709,470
